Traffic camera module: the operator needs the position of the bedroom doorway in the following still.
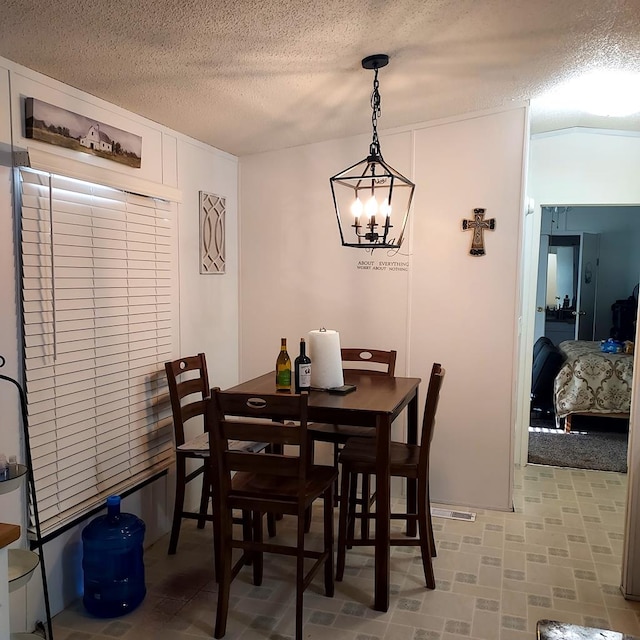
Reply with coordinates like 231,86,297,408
527,204,638,473
517,95,640,601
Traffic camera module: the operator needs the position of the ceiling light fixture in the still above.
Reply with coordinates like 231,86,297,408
330,54,415,250
536,69,640,117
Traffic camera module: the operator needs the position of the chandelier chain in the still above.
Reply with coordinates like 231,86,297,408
370,67,382,156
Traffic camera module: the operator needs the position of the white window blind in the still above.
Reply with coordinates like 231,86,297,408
19,169,174,535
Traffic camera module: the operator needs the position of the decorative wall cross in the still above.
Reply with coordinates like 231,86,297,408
462,208,495,256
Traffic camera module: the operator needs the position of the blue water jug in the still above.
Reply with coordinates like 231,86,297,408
82,495,146,617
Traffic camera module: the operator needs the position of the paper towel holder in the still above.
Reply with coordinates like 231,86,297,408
308,328,344,390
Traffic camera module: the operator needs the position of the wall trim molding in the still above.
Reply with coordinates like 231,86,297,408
18,146,182,202
531,126,640,140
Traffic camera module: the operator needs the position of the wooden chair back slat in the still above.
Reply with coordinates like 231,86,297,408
176,377,208,400
340,348,397,376
222,422,301,446
165,353,209,447
216,391,304,421
226,451,300,476
180,399,207,423
208,389,310,496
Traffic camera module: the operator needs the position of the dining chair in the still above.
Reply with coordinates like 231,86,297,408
335,362,445,590
308,348,397,535
164,353,272,562
164,353,213,555
207,388,337,640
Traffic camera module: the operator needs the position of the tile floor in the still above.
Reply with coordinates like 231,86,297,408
52,464,640,640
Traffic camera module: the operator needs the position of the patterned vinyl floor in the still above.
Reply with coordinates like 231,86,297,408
51,465,640,640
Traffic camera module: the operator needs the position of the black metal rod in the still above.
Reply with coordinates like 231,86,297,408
0,355,54,640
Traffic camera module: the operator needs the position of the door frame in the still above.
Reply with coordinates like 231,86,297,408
515,200,640,598
534,230,601,344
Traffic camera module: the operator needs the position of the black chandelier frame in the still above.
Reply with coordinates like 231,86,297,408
330,54,415,250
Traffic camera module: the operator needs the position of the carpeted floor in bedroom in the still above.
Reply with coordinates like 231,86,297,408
528,414,629,473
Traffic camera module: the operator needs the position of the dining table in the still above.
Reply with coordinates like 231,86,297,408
223,369,421,612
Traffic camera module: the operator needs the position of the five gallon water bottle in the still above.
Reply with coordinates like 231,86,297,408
82,495,146,617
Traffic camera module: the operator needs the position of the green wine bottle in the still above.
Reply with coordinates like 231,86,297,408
275,338,292,392
294,338,312,393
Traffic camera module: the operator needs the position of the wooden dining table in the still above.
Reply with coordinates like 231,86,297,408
223,369,421,612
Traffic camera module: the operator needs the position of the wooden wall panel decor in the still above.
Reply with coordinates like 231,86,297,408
200,191,226,274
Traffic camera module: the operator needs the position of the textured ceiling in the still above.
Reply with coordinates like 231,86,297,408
1,0,639,156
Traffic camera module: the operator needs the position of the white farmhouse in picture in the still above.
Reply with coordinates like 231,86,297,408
79,123,112,152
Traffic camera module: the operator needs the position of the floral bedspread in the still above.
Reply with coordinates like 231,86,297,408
553,340,633,419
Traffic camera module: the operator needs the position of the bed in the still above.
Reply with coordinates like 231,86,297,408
553,340,633,432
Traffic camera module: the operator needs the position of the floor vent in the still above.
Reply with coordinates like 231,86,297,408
431,507,476,522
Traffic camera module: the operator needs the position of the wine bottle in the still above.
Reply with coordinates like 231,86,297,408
275,337,292,392
294,338,312,393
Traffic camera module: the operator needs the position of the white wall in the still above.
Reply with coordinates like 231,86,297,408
529,129,640,206
176,138,240,390
239,130,412,382
239,106,528,511
410,108,526,509
0,56,239,627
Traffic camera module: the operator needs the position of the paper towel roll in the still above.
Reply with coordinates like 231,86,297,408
308,329,344,389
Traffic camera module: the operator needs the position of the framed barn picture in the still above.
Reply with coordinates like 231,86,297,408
25,97,142,168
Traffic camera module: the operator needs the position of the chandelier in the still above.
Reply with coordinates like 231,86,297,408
330,54,415,250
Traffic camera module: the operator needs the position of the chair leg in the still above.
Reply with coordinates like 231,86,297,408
212,497,222,580
303,440,316,534
168,455,187,554
336,464,352,582
253,511,264,586
333,442,340,506
267,512,277,538
346,472,358,547
406,475,417,537
296,509,306,640
418,482,436,589
361,474,371,540
303,506,312,534
427,484,436,558
242,510,253,566
197,464,211,529
323,487,335,597
214,512,233,639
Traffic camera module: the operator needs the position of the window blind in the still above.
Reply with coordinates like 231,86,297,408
19,169,174,535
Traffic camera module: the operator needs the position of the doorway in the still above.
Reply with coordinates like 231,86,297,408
518,116,640,601
535,228,601,346
526,204,637,471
